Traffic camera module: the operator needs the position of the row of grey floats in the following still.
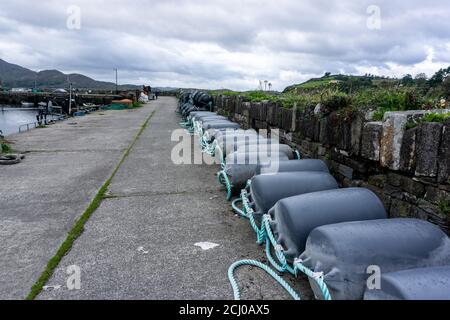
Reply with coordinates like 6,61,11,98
177,93,450,300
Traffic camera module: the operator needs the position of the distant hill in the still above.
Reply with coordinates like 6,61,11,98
283,74,395,93
0,58,140,90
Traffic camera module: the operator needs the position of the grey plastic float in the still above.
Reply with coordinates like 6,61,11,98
364,266,450,300
205,128,258,143
259,159,329,174
221,139,284,159
202,121,241,131
223,152,290,195
247,172,339,222
236,144,296,160
269,188,387,263
189,111,216,119
299,218,450,300
194,115,228,122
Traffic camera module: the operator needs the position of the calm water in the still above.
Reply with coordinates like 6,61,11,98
0,105,40,136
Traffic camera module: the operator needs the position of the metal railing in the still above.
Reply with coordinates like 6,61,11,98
18,122,38,133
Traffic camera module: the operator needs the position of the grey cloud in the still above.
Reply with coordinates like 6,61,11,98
0,0,449,91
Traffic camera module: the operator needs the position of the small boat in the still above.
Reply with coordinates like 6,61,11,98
21,102,34,108
83,103,100,109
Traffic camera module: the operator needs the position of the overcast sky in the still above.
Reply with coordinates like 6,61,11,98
0,0,449,91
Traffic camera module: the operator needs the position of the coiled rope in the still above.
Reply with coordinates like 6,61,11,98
228,260,301,301
229,190,332,301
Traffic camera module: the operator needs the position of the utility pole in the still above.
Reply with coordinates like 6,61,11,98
68,75,72,115
114,68,118,94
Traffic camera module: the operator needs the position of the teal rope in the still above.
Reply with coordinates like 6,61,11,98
231,198,247,218
293,260,332,300
228,260,301,301
217,170,233,200
229,196,333,300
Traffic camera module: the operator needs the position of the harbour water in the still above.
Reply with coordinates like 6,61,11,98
0,105,41,136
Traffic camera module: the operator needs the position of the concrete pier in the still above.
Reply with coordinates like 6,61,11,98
0,97,311,300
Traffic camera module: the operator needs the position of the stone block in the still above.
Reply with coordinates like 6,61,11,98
319,117,328,144
415,122,443,177
438,119,450,184
381,109,449,170
399,127,417,173
338,121,352,151
390,198,414,218
387,172,402,187
368,175,387,189
338,164,354,180
401,178,425,197
350,113,364,155
424,186,450,205
361,122,382,161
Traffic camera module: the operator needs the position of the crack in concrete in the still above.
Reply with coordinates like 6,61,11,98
103,189,222,199
23,149,126,154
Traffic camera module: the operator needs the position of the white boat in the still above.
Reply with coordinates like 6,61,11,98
21,102,34,108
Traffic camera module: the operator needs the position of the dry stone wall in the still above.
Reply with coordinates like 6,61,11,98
213,94,450,234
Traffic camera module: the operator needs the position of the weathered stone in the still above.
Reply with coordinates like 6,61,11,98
292,132,303,145
424,186,450,205
410,206,431,221
313,117,321,142
399,127,417,173
387,173,425,197
387,172,403,187
280,108,294,131
415,122,443,177
381,110,449,170
361,122,382,161
255,120,268,130
338,121,352,151
350,113,364,156
338,164,354,180
314,103,324,116
417,199,439,216
438,119,450,184
266,103,279,126
319,117,328,144
380,112,409,170
368,175,387,189
401,178,425,197
299,114,314,140
390,198,414,218
317,146,327,157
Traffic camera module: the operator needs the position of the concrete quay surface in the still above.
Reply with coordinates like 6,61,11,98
1,97,312,300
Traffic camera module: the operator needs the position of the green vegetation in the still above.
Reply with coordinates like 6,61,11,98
26,111,155,300
215,67,450,118
422,112,450,123
1,142,12,154
131,101,144,109
406,112,450,130
438,198,450,217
